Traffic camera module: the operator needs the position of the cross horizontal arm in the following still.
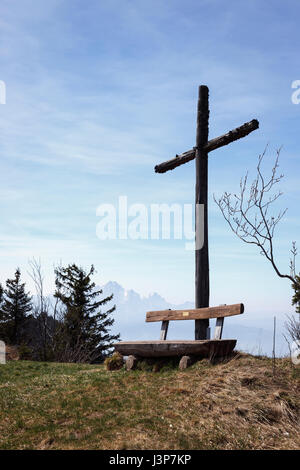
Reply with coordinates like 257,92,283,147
154,119,259,174
155,148,195,174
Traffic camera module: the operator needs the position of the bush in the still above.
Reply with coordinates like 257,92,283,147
104,352,124,371
18,343,33,360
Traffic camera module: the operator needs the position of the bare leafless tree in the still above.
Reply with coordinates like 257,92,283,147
285,315,300,344
214,145,299,287
52,330,101,363
28,258,57,360
283,314,300,368
28,258,48,314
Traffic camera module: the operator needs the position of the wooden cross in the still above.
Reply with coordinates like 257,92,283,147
154,85,259,340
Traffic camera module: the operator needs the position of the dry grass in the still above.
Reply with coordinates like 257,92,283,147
0,353,299,450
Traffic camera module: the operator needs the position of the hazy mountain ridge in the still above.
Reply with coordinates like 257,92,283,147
101,282,287,356
36,282,287,356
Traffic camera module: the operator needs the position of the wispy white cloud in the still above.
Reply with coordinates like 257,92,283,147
0,0,299,315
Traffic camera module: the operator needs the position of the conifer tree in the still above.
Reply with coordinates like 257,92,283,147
292,274,300,315
54,264,119,362
1,269,32,344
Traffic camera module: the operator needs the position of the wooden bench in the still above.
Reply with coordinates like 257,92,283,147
114,303,244,369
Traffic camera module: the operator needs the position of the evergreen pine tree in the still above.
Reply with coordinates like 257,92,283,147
1,269,32,344
54,264,119,362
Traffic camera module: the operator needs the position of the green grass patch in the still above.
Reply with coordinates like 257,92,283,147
0,356,299,450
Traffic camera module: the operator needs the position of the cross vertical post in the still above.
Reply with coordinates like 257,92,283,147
154,85,259,342
195,85,210,340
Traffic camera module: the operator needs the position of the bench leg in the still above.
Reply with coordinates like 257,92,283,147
214,317,224,340
179,355,193,370
160,320,169,340
125,355,138,371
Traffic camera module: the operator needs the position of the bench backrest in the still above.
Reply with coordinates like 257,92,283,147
146,303,244,322
145,303,244,340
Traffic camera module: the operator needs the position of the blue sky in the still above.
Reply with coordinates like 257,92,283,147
0,0,300,332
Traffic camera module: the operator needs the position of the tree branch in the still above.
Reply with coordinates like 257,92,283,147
213,146,298,287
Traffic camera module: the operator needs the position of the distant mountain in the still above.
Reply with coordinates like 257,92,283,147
101,282,288,357
101,281,193,312
37,282,287,357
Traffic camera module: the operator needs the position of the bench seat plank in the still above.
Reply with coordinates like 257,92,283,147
114,339,236,358
146,303,244,322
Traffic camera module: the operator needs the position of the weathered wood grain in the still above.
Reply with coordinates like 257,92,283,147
195,85,210,340
114,339,237,358
146,303,244,323
154,119,259,173
154,148,195,174
206,119,259,153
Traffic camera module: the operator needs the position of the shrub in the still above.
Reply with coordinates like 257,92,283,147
18,343,33,360
105,352,124,371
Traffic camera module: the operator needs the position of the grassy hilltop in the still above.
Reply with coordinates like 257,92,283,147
0,354,299,450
